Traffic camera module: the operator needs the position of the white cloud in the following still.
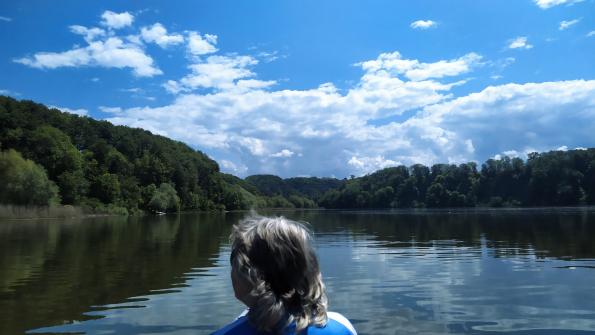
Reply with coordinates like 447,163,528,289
187,31,218,55
107,53,595,177
410,20,437,30
348,156,400,175
15,36,162,77
99,106,123,114
508,37,533,50
534,0,584,9
105,50,489,176
220,160,248,175
559,19,580,30
141,23,184,48
168,54,276,93
238,137,266,156
0,16,12,22
412,80,595,165
100,10,134,29
0,88,18,96
357,51,482,81
163,80,184,94
257,51,281,63
69,25,106,42
587,31,595,37
50,105,89,116
270,149,295,158
120,87,143,93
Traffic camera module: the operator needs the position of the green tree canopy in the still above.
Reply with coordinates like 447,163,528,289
0,149,60,206
148,183,181,213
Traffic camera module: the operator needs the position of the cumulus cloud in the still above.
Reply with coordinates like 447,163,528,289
104,50,496,177
559,19,580,30
410,20,437,30
270,149,295,158
100,10,134,29
106,44,595,177
165,54,276,93
187,31,218,55
15,13,162,77
348,156,400,175
508,37,533,50
358,51,482,82
50,105,89,116
220,159,248,175
141,23,184,48
534,0,584,9
15,36,162,77
69,25,106,42
411,80,595,165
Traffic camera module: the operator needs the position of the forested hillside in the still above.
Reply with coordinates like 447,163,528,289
1,96,594,214
0,96,297,213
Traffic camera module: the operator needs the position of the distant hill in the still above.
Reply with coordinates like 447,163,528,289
245,175,344,200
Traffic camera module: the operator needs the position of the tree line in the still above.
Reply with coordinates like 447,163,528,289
317,150,595,208
1,96,594,213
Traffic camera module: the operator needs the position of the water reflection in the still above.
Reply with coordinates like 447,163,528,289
0,213,243,334
0,208,594,334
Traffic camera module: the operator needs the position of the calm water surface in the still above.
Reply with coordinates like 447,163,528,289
1,208,595,335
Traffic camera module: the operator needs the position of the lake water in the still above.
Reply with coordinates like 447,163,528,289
1,208,595,335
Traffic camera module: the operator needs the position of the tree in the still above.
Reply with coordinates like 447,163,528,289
426,182,448,208
0,149,60,206
91,173,121,204
26,126,82,180
148,183,180,212
57,170,88,204
372,186,394,208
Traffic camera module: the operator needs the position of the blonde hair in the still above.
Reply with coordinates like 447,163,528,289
230,215,328,333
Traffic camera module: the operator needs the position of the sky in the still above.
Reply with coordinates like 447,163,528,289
0,0,594,178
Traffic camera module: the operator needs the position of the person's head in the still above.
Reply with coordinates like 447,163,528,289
229,215,328,333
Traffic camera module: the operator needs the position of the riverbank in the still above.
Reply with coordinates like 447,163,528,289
0,204,131,220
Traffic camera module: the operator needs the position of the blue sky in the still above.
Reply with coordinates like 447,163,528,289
1,0,594,177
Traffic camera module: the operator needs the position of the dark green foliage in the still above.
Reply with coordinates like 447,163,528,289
318,150,595,209
0,96,241,212
284,177,344,200
0,149,60,206
91,173,121,204
244,175,289,196
57,170,88,204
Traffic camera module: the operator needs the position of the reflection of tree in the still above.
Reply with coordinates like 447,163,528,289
0,213,242,334
286,209,595,260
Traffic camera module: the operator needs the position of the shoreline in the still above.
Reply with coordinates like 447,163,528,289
4,205,595,221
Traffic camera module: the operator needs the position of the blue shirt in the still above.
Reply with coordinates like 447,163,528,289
212,311,357,335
